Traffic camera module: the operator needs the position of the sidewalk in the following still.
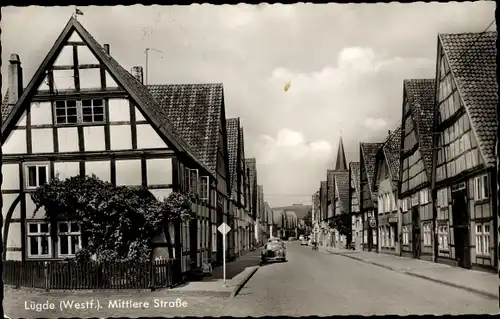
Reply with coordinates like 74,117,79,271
168,249,261,297
320,245,498,299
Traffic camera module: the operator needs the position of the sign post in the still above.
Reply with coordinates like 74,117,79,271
218,222,231,287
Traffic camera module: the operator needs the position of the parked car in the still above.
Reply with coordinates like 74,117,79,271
261,241,287,263
301,239,308,246
268,237,282,243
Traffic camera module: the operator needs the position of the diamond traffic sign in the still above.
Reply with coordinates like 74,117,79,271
218,222,231,235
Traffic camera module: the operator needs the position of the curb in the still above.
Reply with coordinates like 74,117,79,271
403,271,498,300
332,251,498,300
230,266,260,298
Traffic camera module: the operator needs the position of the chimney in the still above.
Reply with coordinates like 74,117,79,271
388,130,391,136
8,54,23,105
131,66,144,84
104,44,110,54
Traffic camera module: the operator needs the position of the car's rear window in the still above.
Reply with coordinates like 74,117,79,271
267,242,283,250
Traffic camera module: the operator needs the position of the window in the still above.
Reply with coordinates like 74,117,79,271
199,176,209,201
197,220,201,250
438,225,449,250
25,163,49,189
57,221,82,258
27,222,51,258
411,193,419,207
438,188,448,207
54,99,105,125
212,224,217,251
81,99,104,123
473,175,489,200
423,223,432,247
401,199,408,212
420,189,428,205
402,226,409,245
190,169,199,193
363,230,368,244
390,225,395,247
475,224,490,255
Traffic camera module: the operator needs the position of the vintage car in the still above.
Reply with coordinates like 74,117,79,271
261,241,287,264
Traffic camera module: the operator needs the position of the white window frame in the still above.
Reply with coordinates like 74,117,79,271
438,188,448,207
420,189,428,205
212,224,217,251
56,221,82,258
411,193,419,207
27,221,52,258
474,175,489,200
200,176,209,201
390,225,395,247
475,223,490,256
423,223,432,247
438,225,449,251
402,226,409,245
54,99,105,125
25,163,50,190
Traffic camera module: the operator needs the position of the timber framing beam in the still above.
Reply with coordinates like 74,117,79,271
53,64,100,70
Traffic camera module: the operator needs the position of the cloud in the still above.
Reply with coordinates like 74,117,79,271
257,128,331,165
364,117,387,130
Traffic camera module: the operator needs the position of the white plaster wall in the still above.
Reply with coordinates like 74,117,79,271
79,68,101,89
115,159,141,186
136,124,167,149
68,31,83,42
54,162,80,180
134,107,146,121
77,45,100,65
16,111,27,126
146,158,173,185
30,102,53,125
26,194,46,219
2,164,19,190
149,188,173,202
105,71,118,88
110,125,132,150
3,193,20,219
6,222,21,249
3,129,27,154
6,251,21,261
53,69,75,90
37,76,50,91
83,126,106,152
58,127,79,153
53,46,74,66
108,98,130,122
31,128,54,153
86,160,111,182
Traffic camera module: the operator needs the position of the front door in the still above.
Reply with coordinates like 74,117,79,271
452,189,471,269
412,207,421,259
189,218,198,269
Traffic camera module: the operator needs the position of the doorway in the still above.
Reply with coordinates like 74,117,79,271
412,207,421,259
452,189,471,269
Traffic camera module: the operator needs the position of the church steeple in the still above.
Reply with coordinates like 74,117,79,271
335,136,347,171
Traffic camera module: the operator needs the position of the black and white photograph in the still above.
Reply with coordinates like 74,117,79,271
0,2,498,317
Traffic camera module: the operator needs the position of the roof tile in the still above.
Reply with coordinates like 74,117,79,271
360,142,384,201
439,31,497,166
225,118,240,198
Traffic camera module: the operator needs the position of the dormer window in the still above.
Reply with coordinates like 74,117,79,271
54,99,105,125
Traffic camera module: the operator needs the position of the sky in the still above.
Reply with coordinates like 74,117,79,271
1,3,496,208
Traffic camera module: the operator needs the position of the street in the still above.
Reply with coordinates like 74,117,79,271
222,243,499,316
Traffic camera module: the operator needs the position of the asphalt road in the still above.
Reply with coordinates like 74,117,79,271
221,242,499,316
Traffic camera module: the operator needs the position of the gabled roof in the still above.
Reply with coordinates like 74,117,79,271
349,162,361,206
225,117,240,199
335,136,348,171
327,170,335,203
439,31,497,166
404,78,435,178
148,83,224,177
382,125,402,182
334,172,350,213
360,142,384,200
1,16,211,176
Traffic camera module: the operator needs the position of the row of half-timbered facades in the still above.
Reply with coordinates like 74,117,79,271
0,16,271,275
312,30,498,273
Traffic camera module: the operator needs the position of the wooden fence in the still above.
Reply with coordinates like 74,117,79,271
3,259,182,290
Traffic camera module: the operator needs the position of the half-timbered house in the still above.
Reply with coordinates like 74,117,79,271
333,171,350,247
148,83,231,267
398,79,435,261
374,127,402,256
359,142,384,252
257,185,266,243
319,180,328,244
246,158,258,247
349,162,362,250
0,17,213,275
431,32,497,271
